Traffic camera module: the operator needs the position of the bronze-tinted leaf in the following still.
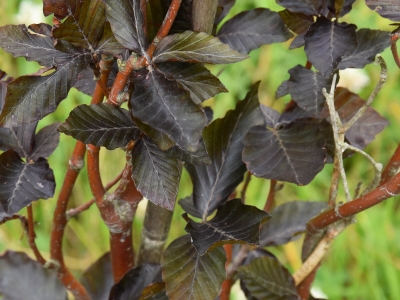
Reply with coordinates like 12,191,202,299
153,31,248,64
130,68,206,152
0,251,67,300
260,201,328,247
338,29,390,69
131,137,181,211
139,282,167,300
162,235,226,300
304,17,357,76
43,0,81,18
243,121,326,185
105,0,147,53
53,0,106,51
366,0,400,21
109,263,162,300
217,8,294,54
278,10,313,35
0,24,68,67
238,256,299,300
59,103,139,150
186,83,264,220
0,150,55,216
96,22,127,55
185,199,270,255
81,253,113,300
156,62,227,105
0,53,91,127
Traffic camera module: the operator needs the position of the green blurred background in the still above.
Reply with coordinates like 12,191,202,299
0,0,399,299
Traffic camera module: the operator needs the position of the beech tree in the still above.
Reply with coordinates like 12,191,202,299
0,0,399,299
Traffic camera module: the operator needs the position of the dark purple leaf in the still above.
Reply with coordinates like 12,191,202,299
290,33,306,49
275,80,289,99
74,66,96,95
243,120,326,185
105,0,147,53
81,253,113,300
53,0,106,51
156,62,227,105
260,201,328,247
338,29,390,69
278,102,313,125
130,68,206,152
140,282,167,300
0,122,37,158
30,123,60,161
319,87,389,149
170,0,193,34
217,8,293,55
366,0,400,21
260,106,281,128
178,195,202,218
109,264,162,300
0,24,68,67
276,0,335,17
286,65,333,115
185,199,270,255
162,235,226,300
59,103,140,150
204,106,214,124
337,0,356,17
153,31,248,64
131,137,181,211
186,83,264,220
278,10,313,34
238,256,299,300
0,53,91,127
145,0,169,43
165,139,211,165
304,17,358,76
215,0,236,24
43,0,81,18
96,22,127,55
0,150,55,214
0,251,67,300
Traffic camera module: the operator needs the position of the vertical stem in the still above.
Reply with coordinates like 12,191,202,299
27,205,46,265
296,264,320,300
264,180,277,212
192,0,218,34
390,32,400,68
136,201,173,265
240,171,251,203
220,244,234,300
328,156,340,207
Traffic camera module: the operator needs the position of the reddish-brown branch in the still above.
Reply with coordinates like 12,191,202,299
264,180,277,212
328,156,340,208
305,60,312,70
27,205,46,265
220,244,234,300
381,144,400,185
307,170,400,233
390,32,400,68
108,0,183,104
296,264,320,299
66,170,124,218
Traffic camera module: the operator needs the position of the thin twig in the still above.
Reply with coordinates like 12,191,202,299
293,224,345,285
240,171,251,203
328,156,340,207
323,74,352,202
27,205,46,265
264,180,277,212
381,144,400,185
390,30,400,68
339,55,387,134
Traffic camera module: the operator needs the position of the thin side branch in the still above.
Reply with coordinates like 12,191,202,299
240,171,251,203
27,205,46,265
390,30,400,68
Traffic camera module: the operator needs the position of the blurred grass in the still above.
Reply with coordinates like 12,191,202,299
0,0,399,299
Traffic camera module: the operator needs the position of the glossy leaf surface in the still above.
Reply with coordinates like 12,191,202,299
162,235,226,300
0,150,55,214
0,54,91,127
217,8,293,54
0,251,67,300
105,0,146,52
130,69,206,152
131,137,181,211
260,201,328,247
304,17,357,76
243,121,326,185
185,199,270,255
186,83,263,220
238,256,299,300
59,103,140,150
156,62,227,105
109,264,162,300
153,31,248,64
